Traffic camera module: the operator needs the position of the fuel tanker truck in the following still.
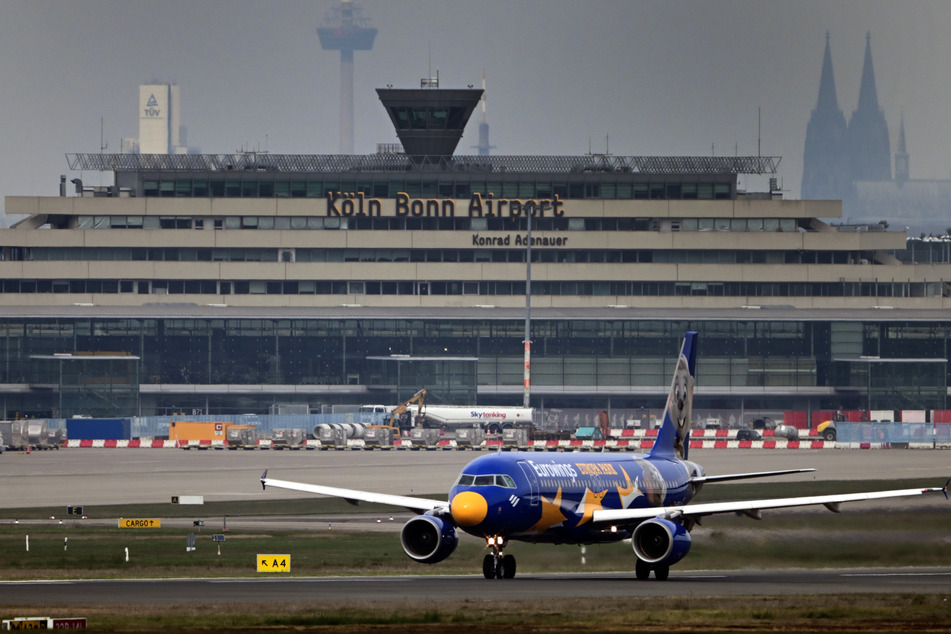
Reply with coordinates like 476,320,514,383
404,405,533,434
366,389,534,434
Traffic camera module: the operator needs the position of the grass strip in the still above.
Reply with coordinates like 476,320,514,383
2,595,949,632
0,506,949,579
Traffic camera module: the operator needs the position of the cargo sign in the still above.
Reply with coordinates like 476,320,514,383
256,554,291,572
2,618,48,630
118,518,160,529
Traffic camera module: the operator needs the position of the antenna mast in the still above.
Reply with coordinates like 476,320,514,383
100,117,108,152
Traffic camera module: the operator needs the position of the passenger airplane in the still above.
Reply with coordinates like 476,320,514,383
261,332,947,580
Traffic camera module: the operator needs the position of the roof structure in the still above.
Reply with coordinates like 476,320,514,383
66,152,781,175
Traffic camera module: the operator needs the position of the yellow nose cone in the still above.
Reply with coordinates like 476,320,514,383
451,491,488,527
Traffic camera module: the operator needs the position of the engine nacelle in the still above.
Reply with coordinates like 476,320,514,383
632,518,691,566
400,515,458,564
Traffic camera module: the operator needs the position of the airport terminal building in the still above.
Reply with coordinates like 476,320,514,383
1,86,949,421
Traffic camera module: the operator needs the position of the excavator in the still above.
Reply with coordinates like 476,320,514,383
387,388,427,430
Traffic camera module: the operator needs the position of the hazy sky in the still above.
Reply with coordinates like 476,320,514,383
2,0,950,209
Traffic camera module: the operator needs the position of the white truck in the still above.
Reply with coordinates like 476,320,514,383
407,405,534,433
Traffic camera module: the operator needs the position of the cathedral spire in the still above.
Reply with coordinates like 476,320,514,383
895,113,909,185
856,31,881,113
847,32,891,182
897,113,907,154
802,32,850,200
815,31,841,114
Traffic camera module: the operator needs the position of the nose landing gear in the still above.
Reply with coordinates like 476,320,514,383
482,536,516,579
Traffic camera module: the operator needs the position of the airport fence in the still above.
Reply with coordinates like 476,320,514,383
836,422,951,445
45,413,383,440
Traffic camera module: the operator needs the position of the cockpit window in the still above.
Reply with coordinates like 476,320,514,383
455,473,518,488
496,474,517,489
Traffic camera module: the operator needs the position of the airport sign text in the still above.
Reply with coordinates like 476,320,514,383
327,192,565,218
118,518,161,529
257,554,291,572
472,234,568,247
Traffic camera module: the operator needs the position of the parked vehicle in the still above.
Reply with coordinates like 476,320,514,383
736,428,762,441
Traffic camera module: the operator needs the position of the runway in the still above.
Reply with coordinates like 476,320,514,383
2,567,950,606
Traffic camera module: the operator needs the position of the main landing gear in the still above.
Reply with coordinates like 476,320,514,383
482,536,516,579
635,558,669,581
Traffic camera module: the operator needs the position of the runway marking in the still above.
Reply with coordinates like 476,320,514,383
842,572,951,577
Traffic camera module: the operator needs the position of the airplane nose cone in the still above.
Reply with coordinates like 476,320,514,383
451,491,488,527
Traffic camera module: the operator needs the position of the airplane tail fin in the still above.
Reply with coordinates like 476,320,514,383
648,332,697,461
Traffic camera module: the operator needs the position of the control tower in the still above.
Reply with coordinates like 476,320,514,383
317,0,377,154
377,75,483,163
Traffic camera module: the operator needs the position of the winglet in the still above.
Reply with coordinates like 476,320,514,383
260,469,268,490
943,479,949,500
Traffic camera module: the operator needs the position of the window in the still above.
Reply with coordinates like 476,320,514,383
497,475,516,488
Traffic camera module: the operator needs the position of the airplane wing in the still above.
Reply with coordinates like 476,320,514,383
260,470,448,514
593,483,948,525
692,468,816,484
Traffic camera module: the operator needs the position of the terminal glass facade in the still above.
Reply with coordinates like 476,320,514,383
0,316,947,417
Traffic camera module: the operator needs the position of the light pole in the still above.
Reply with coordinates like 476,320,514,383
523,203,532,408
523,201,549,408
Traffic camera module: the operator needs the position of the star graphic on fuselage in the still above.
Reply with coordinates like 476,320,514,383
521,487,567,535
576,488,608,525
616,466,644,508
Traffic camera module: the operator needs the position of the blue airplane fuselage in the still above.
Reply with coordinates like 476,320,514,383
448,451,705,544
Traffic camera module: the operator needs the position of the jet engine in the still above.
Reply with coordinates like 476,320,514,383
400,514,458,564
632,518,691,566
